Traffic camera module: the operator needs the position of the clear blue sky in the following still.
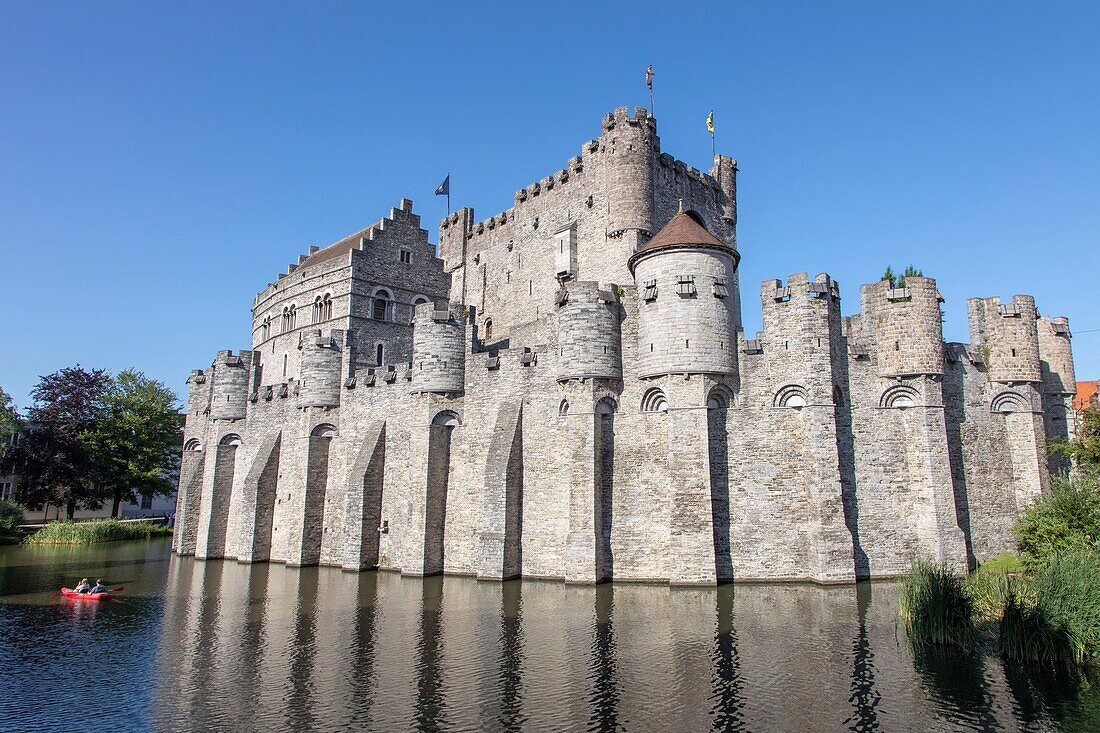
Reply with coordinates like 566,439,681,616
2,1,1097,409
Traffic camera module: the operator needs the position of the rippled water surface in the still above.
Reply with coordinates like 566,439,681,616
2,540,1099,732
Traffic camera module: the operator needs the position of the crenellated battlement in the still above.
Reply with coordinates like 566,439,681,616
209,350,254,421
860,276,945,377
967,295,1042,384
437,108,728,260
760,273,841,309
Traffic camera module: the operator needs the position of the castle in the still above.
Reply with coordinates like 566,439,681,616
173,107,1077,584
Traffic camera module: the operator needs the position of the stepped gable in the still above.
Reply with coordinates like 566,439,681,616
627,210,736,273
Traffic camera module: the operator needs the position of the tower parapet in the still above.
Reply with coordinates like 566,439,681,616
186,369,211,417
710,154,738,233
602,106,657,250
297,329,345,408
208,350,252,421
411,302,466,394
967,295,1042,383
555,281,622,382
861,276,944,377
1037,316,1076,396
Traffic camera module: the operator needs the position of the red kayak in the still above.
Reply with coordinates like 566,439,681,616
60,587,112,601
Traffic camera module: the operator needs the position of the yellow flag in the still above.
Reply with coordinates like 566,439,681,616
706,110,714,134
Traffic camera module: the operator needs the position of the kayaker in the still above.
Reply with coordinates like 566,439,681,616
74,578,91,594
89,579,108,594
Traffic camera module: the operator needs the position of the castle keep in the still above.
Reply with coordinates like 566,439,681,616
174,107,1077,583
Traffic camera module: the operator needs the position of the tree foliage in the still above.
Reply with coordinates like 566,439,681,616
882,264,923,289
0,386,20,467
7,366,180,519
1051,407,1100,474
1014,474,1100,566
91,370,182,516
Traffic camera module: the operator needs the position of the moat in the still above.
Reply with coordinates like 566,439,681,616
1,540,1097,732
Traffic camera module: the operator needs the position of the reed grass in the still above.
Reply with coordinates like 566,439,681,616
898,558,976,648
24,519,172,545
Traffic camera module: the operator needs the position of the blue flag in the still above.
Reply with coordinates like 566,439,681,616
435,174,450,197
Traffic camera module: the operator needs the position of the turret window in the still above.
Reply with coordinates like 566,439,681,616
260,316,271,341
642,280,658,301
312,293,332,323
676,275,697,297
713,279,729,299
375,343,385,366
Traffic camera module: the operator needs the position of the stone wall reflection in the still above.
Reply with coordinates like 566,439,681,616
151,558,1060,732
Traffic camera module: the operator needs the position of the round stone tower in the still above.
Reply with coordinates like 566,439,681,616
209,350,252,421
1037,316,1076,395
861,276,945,377
297,329,342,408
556,281,623,382
628,210,741,379
967,295,1042,384
602,107,656,249
411,302,466,394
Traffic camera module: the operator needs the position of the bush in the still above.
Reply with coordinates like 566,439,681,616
1014,475,1100,566
0,499,22,533
24,518,171,545
899,558,975,648
0,499,23,544
1000,550,1100,666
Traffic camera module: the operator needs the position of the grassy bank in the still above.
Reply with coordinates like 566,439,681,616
24,519,172,545
900,475,1100,667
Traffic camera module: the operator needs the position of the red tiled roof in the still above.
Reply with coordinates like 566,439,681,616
627,211,735,272
1074,380,1098,412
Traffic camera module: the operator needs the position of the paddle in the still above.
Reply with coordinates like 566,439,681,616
110,586,124,592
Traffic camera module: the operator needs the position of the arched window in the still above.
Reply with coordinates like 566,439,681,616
260,316,271,341
410,296,429,324
431,410,461,427
991,391,1029,414
219,433,242,447
559,399,570,416
774,384,809,409
288,304,297,330
641,387,668,413
372,289,392,321
310,423,337,439
708,385,733,409
375,343,385,366
881,385,919,409
321,293,332,321
485,318,493,341
183,438,203,452
312,295,323,323
281,307,290,334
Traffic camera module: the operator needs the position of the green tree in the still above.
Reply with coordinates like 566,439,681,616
0,386,20,467
8,366,111,519
898,265,923,289
881,266,896,288
92,370,182,517
1051,407,1100,474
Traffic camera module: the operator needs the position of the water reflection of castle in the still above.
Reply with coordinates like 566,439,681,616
152,560,1080,731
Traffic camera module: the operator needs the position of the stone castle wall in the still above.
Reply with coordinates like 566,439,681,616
174,107,1077,584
